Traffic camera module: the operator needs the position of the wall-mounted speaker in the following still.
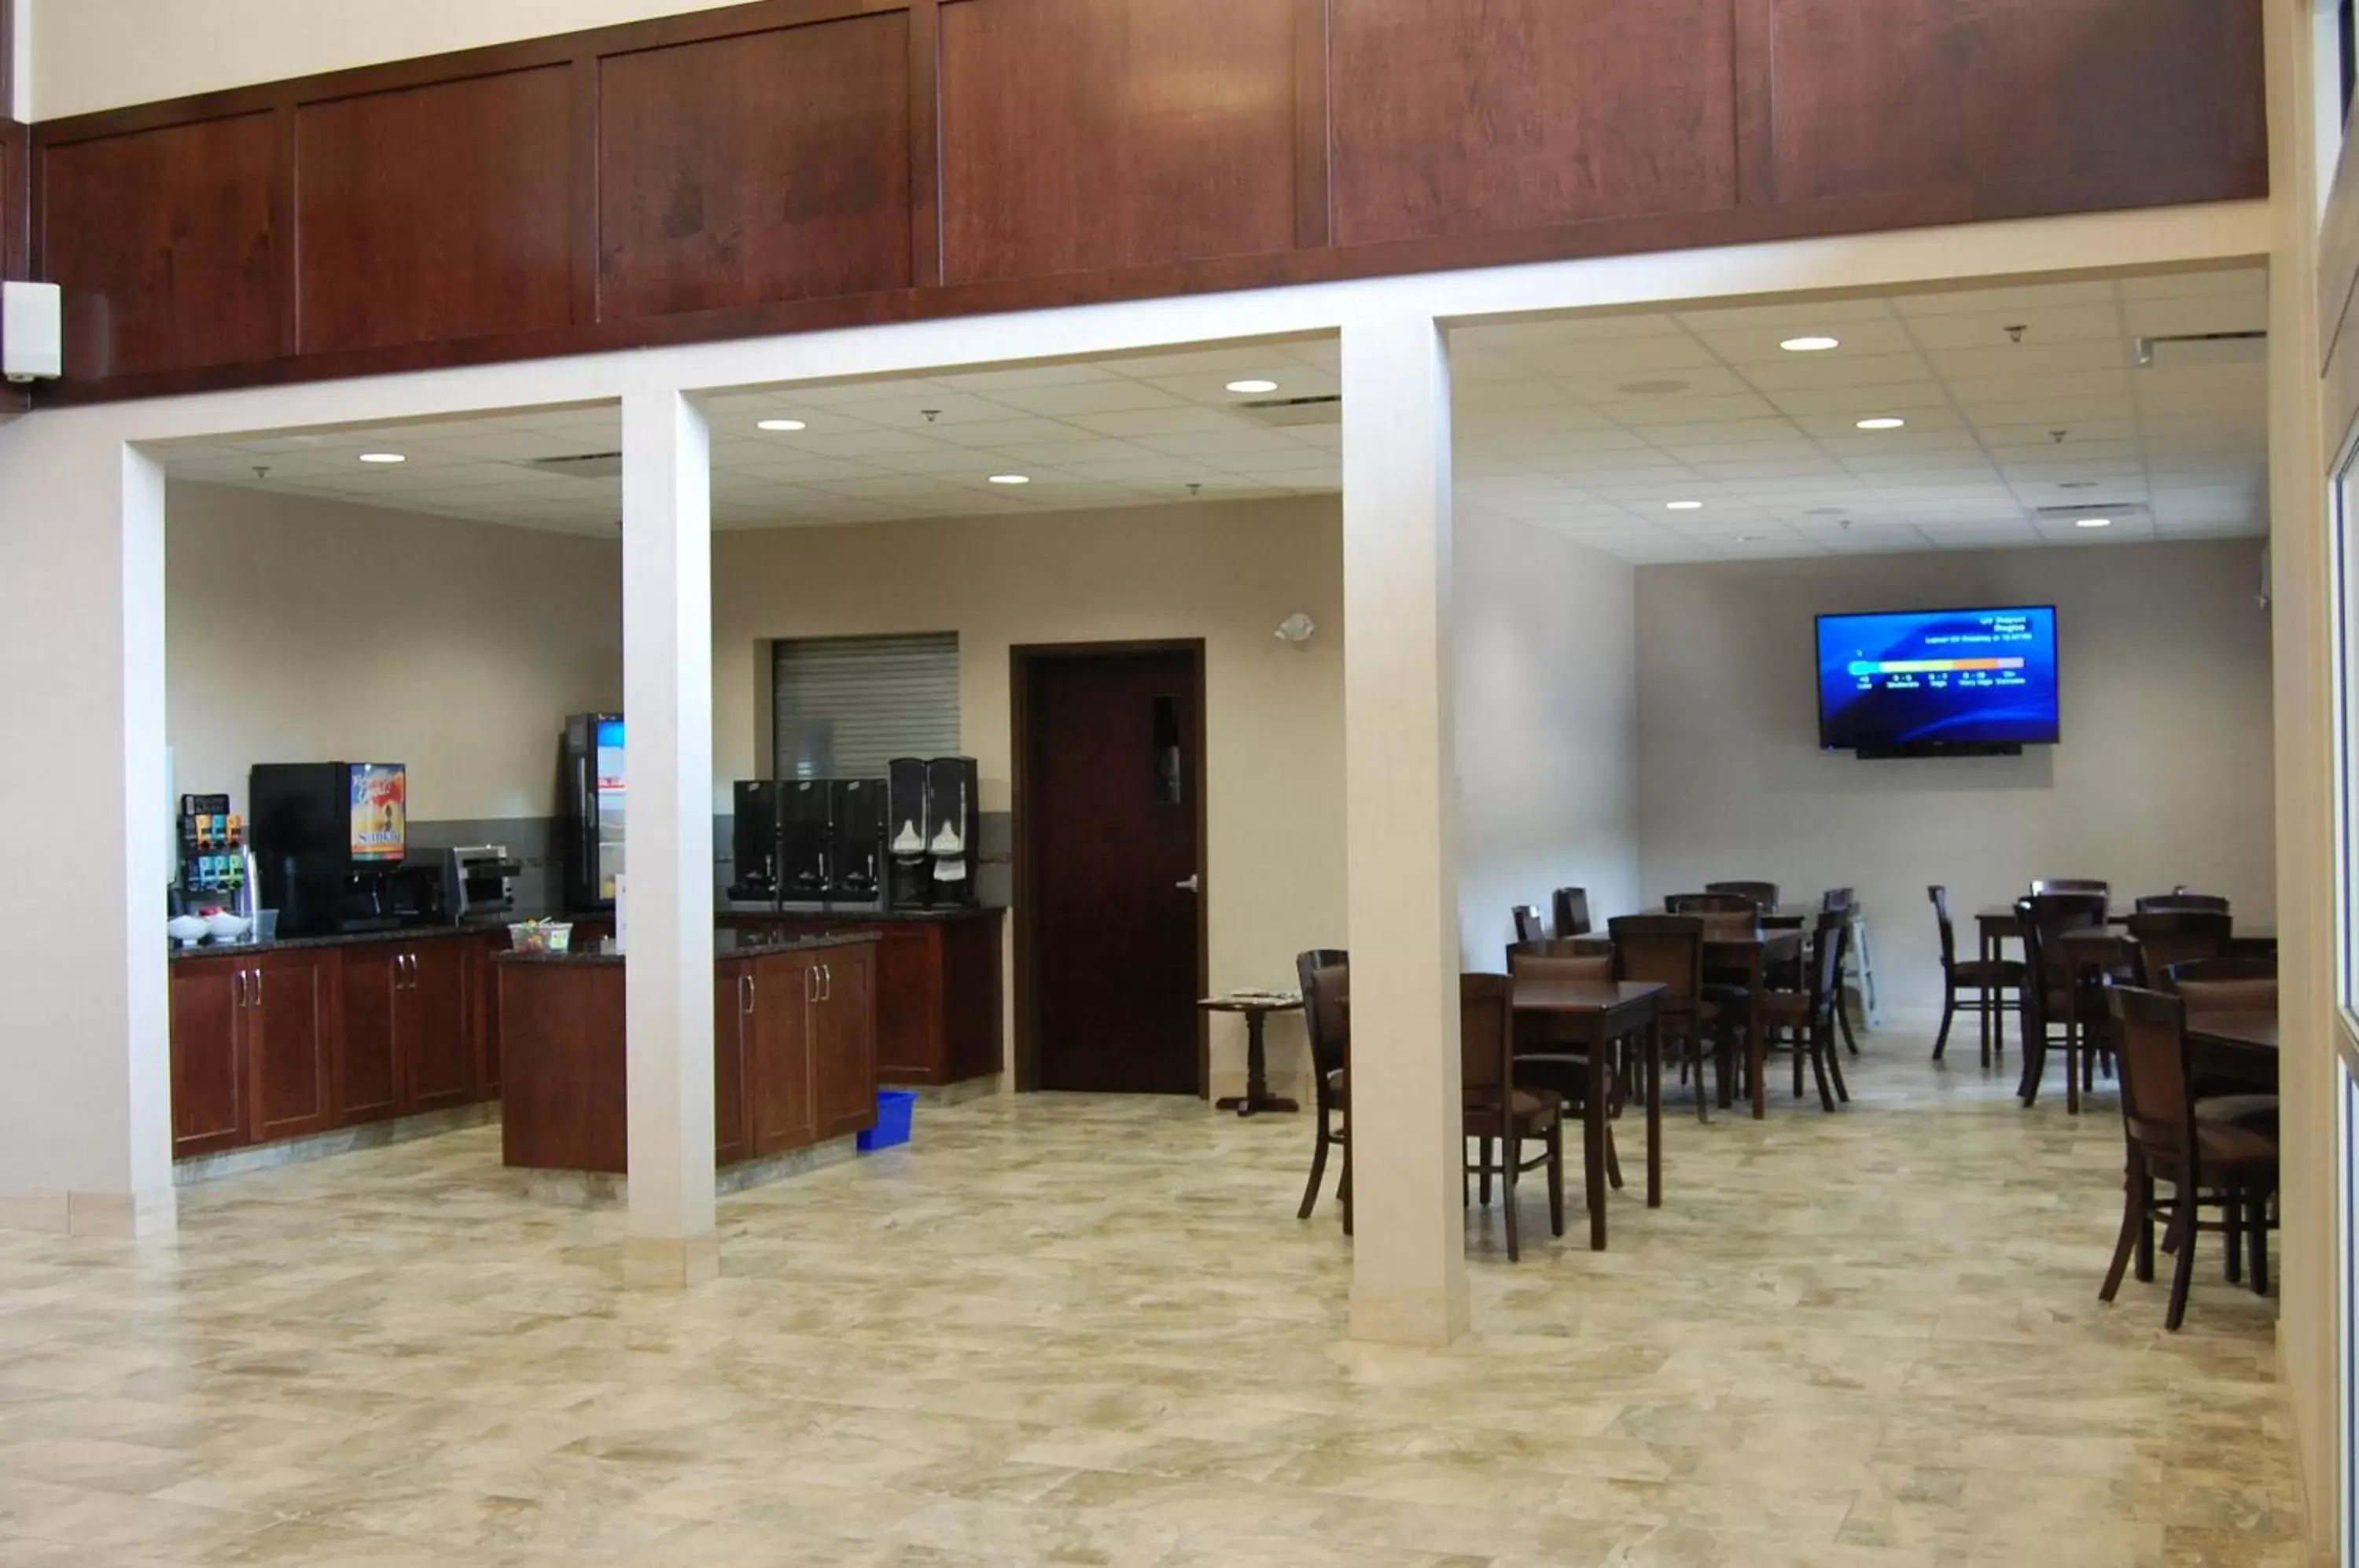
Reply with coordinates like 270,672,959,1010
2,283,62,384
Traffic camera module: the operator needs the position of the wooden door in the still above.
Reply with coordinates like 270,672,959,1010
745,952,816,1155
815,946,878,1140
714,965,749,1166
336,947,403,1125
402,943,475,1111
169,960,245,1157
248,952,331,1143
1019,646,1206,1094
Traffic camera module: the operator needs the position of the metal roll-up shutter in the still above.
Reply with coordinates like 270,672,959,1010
772,633,961,779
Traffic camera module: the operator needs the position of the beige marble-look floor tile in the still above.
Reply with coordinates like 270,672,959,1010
0,1033,2309,1566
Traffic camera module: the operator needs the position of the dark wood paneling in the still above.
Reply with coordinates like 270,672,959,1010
940,0,1300,284
746,951,816,1156
1763,0,2269,206
716,965,750,1165
940,911,1005,1083
337,948,403,1125
814,945,878,1139
1328,0,1739,247
296,66,576,355
39,112,282,377
907,0,944,286
598,14,911,321
169,961,245,1158
403,942,476,1111
499,961,627,1172
248,951,332,1144
873,926,940,1083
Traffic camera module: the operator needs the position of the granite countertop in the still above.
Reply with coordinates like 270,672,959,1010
724,904,1007,924
167,915,527,962
497,930,879,967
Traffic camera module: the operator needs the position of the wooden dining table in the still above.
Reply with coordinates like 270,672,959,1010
2184,1010,2279,1091
1572,927,1805,1119
1974,904,2278,966
1511,978,1666,1250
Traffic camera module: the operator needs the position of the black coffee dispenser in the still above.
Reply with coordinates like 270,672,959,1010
730,782,782,900
780,780,833,900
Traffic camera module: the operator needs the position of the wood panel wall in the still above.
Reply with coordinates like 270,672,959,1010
21,0,2268,405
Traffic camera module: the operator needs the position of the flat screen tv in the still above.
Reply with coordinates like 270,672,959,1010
1816,605,2059,756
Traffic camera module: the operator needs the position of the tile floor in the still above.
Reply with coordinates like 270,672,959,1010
0,1032,2309,1566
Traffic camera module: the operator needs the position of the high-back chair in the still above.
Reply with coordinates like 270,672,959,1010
1666,891,1757,915
1511,904,1548,945
2017,892,2111,1113
1551,887,1593,938
1294,950,1350,1224
1608,915,1715,1119
2126,910,2233,988
1506,946,1614,1104
1928,884,2025,1068
2136,892,2232,915
2100,987,2279,1331
1706,881,1779,912
1459,974,1564,1263
2162,956,2279,1014
1758,909,1851,1110
2032,878,2111,898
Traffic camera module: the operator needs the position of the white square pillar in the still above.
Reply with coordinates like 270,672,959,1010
0,421,175,1237
620,382,717,1286
1340,307,1467,1345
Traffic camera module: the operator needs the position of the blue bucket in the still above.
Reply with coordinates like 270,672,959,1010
857,1089,917,1152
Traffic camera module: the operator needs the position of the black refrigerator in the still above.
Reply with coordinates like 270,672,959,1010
560,714,625,911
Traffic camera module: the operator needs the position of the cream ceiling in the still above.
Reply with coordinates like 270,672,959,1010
156,267,2266,564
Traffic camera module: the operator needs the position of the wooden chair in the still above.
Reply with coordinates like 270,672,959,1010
1706,880,1779,911
1820,888,1864,1055
2033,878,2111,897
2018,892,2111,1113
1294,951,1349,1225
2162,956,2279,1013
1511,905,1548,945
1506,947,1621,1195
1608,915,1718,1119
2127,909,2233,988
1757,909,1850,1110
2100,987,2280,1330
2136,892,2232,915
1821,886,1856,914
1459,974,1565,1263
1551,887,1593,938
1666,891,1757,915
1929,885,2025,1067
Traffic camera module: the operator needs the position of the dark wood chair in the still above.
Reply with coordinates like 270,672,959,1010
2136,892,2232,915
1757,909,1851,1110
2162,955,2279,1013
1459,974,1565,1263
1506,947,1621,1194
1706,881,1779,911
1609,915,1718,1119
2127,909,2233,988
1294,951,1349,1226
1821,886,1856,914
1929,884,2025,1067
1511,905,1548,945
2100,986,2280,1330
1817,888,1864,1055
2032,878,2111,897
1666,891,1757,915
1551,887,1593,938
2018,892,2111,1113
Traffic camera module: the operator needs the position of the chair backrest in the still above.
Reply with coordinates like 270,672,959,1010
1706,881,1779,911
1667,892,1757,915
1695,908,1761,940
2107,985,2196,1162
1821,885,1857,914
1295,949,1349,1080
2126,910,2233,988
1609,915,1703,1008
1806,908,1846,1014
1927,884,1958,970
1507,949,1612,986
1552,886,1592,937
2136,892,2231,914
1511,904,1548,944
1459,974,1516,1110
2162,955,2279,1015
1507,938,1603,964
2031,878,2110,897
2019,892,2109,992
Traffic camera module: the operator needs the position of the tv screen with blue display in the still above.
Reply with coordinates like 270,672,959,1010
1816,606,2059,753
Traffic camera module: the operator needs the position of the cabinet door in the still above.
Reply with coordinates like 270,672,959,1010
470,932,507,1095
402,944,475,1112
745,954,816,1156
873,926,937,1083
815,947,878,1140
248,952,333,1143
714,967,749,1166
336,947,403,1126
169,961,245,1158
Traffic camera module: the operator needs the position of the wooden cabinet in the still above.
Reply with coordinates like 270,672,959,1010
337,946,403,1124
245,951,334,1145
743,951,816,1158
813,944,877,1142
723,912,1003,1085
402,942,475,1111
336,938,478,1124
465,932,505,1094
713,965,749,1167
168,959,245,1158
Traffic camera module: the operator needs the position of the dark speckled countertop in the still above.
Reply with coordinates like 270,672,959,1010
167,915,528,963
496,930,878,967
722,904,1005,924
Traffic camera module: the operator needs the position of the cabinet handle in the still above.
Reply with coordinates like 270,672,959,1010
233,969,246,1009
252,968,263,1007
741,974,755,1016
823,963,833,1002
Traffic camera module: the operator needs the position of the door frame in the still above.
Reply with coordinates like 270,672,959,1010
1009,639,1210,1096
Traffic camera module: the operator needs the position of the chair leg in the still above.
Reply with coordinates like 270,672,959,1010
2133,1162,2155,1283
2100,1159,2143,1303
2224,1184,2244,1286
1296,1113,1332,1222
2063,1017,2081,1117
2019,1017,2046,1106
1503,1132,1521,1263
2250,1189,2271,1296
1809,1025,1837,1112
1934,990,1956,1060
2165,1187,2198,1331
1604,1124,1625,1191
1793,1023,1807,1100
1825,1024,1850,1103
1341,1139,1353,1237
1478,1138,1493,1208
1838,996,1861,1057
1548,1121,1568,1242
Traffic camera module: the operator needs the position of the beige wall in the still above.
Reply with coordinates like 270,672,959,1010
1454,513,1640,964
25,0,749,118
166,483,622,822
712,496,1347,1098
1636,539,2276,1014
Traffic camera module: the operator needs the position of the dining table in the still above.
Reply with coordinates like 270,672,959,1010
1974,904,2278,966
1511,977,1666,1250
2184,1010,2279,1091
1572,926,1805,1119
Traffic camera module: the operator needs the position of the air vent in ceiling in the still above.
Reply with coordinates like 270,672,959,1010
528,451,624,480
2133,331,2265,369
2033,502,2151,523
1232,394,1341,428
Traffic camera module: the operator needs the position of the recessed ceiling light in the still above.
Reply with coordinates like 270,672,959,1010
2074,517,2114,529
1665,501,1704,511
988,473,1031,485
1780,336,1842,353
1855,417,1907,431
1226,378,1279,395
756,418,807,432
357,451,407,465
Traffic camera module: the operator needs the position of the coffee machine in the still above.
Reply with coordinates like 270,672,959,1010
729,782,783,901
249,761,439,937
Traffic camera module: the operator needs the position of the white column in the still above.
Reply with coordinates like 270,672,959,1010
0,420,175,1237
1340,305,1467,1345
620,381,717,1286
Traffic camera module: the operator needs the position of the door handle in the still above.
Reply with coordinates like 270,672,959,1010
1176,874,1202,893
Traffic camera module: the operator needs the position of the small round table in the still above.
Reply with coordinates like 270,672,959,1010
1198,993,1303,1117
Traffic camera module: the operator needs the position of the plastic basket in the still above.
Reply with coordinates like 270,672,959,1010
856,1089,917,1152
